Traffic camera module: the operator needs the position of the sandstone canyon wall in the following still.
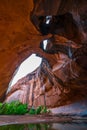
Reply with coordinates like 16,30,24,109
0,0,87,115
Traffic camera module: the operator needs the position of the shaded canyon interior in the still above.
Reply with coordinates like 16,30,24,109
0,0,87,115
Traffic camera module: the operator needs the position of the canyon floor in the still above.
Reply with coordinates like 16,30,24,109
0,115,87,126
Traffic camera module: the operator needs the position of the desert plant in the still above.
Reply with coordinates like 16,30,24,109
28,107,36,115
0,102,2,108
0,101,49,115
35,106,43,114
29,106,49,115
0,101,28,115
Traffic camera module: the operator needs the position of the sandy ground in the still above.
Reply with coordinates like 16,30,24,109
0,115,87,126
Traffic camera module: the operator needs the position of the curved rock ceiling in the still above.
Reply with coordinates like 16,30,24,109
0,0,87,108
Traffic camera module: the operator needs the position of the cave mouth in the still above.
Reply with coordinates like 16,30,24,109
7,53,42,94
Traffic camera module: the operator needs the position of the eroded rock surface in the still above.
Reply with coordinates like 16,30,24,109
5,46,87,108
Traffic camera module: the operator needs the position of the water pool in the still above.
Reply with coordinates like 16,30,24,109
0,122,87,130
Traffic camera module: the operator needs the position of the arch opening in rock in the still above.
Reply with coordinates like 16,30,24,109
7,53,42,94
41,39,48,51
38,16,53,35
40,37,55,54
45,16,52,24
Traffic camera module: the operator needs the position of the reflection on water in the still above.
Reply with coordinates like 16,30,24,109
0,122,87,130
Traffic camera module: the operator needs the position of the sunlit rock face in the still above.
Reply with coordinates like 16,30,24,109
0,0,87,114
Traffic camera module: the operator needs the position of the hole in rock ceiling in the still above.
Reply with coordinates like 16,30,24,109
31,12,81,43
46,16,52,24
40,38,54,54
7,54,42,93
39,16,52,35
40,39,50,52
43,40,48,50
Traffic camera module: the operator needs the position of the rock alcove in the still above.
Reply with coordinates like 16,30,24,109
0,0,87,115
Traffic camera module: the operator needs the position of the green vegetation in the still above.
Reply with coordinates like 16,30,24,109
0,101,49,115
29,106,49,115
0,101,28,115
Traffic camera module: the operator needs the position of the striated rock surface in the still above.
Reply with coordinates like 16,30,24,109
0,0,87,114
5,52,87,109
0,0,52,101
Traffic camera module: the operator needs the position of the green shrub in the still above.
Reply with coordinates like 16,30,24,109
28,107,36,115
28,106,49,115
40,106,48,114
35,106,43,114
0,103,2,108
0,101,28,115
0,101,49,115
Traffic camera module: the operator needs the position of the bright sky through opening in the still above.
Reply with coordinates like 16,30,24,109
10,54,42,87
46,16,52,24
43,40,48,50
